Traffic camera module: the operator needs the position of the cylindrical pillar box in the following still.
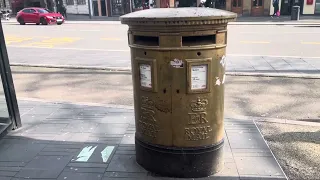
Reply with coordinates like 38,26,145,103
121,8,236,178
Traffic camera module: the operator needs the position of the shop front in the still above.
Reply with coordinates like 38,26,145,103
270,0,320,15
228,0,269,16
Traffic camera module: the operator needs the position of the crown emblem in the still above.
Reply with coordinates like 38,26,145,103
190,97,208,112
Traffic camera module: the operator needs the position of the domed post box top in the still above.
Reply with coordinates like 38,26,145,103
120,8,237,26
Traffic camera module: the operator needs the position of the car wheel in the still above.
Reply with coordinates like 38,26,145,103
36,23,40,25
40,18,48,25
18,17,25,25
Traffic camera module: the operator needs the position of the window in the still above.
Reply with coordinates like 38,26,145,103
253,0,263,6
22,9,36,13
77,0,86,5
67,0,74,5
232,0,242,7
37,9,52,13
22,9,31,13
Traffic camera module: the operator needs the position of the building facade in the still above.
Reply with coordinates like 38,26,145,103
1,0,319,16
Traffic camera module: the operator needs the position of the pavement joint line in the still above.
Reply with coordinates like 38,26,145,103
253,120,289,180
10,63,320,79
19,97,135,110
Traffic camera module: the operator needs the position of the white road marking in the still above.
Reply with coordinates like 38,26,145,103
101,146,115,163
76,146,97,162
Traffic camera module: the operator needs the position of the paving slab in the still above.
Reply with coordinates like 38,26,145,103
227,56,320,77
0,100,287,180
15,155,73,179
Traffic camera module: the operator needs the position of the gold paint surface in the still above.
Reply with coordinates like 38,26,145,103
125,11,230,147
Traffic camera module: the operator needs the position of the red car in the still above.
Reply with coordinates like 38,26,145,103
16,7,65,25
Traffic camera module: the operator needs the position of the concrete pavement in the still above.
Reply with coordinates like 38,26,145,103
256,122,320,180
0,99,287,180
11,66,320,121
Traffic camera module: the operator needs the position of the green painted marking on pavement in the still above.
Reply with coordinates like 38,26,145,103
101,146,115,163
76,146,97,162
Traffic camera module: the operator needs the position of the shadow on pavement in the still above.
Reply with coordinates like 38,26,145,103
0,101,287,180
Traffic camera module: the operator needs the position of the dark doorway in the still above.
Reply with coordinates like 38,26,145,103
251,0,264,16
215,0,226,9
93,1,99,16
316,0,320,14
280,0,292,15
232,0,243,15
281,0,304,15
101,0,107,16
178,0,196,7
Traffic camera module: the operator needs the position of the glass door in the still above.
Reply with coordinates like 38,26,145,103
232,0,243,15
111,0,124,16
0,19,21,137
315,0,320,14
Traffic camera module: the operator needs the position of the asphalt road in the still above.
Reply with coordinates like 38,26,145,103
2,23,320,67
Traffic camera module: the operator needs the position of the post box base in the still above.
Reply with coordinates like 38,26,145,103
135,138,224,178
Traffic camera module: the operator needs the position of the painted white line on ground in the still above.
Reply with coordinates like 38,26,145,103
101,146,115,163
76,146,97,162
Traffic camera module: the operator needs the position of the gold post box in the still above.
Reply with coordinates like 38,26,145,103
121,8,236,178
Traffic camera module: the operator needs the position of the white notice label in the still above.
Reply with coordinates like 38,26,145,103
140,64,152,88
191,65,207,90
